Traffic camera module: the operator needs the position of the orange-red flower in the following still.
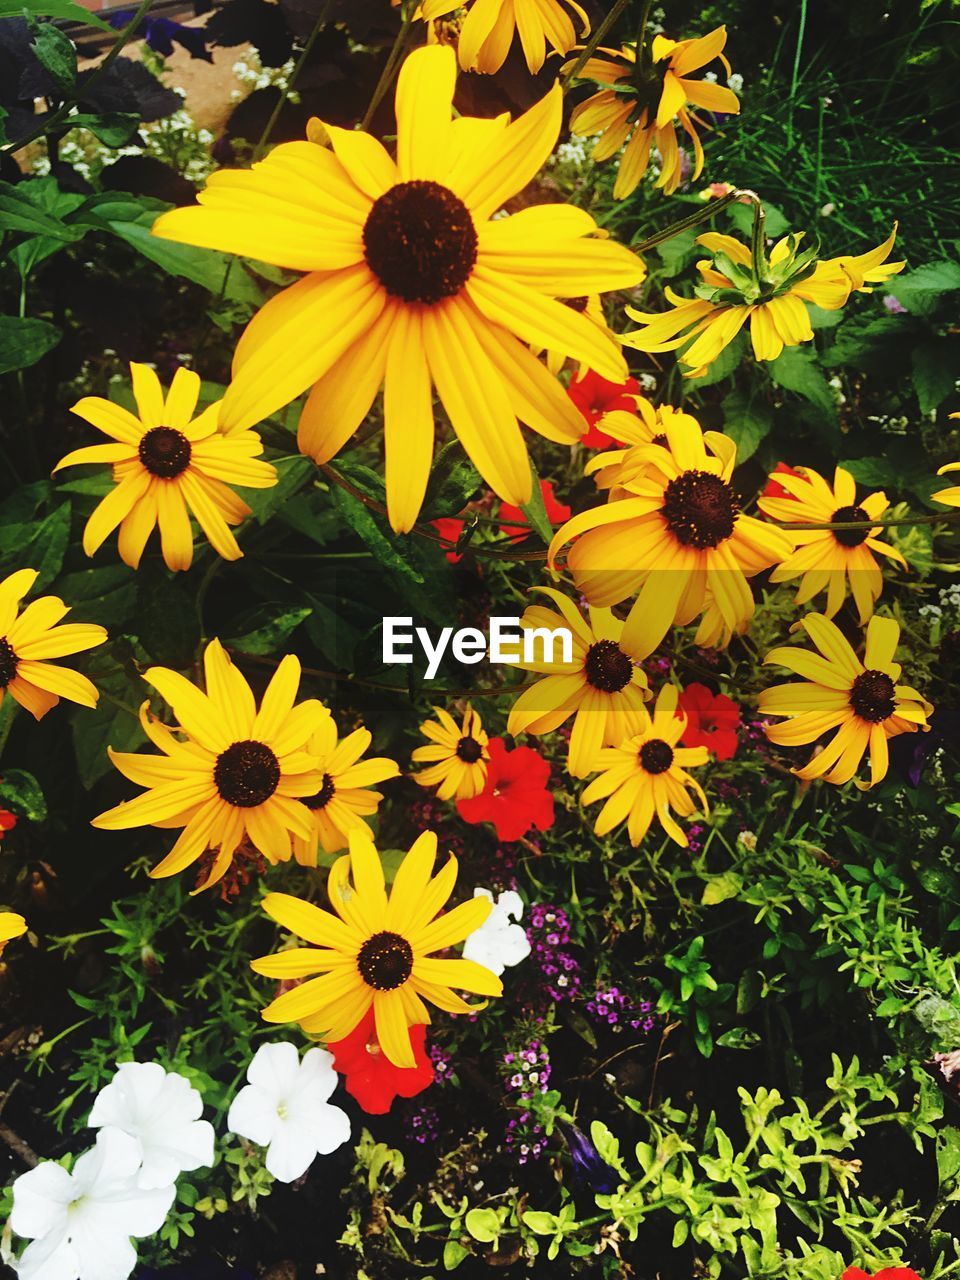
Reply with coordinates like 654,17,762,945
498,481,570,543
568,370,641,449
456,738,554,841
328,1009,434,1114
678,683,740,760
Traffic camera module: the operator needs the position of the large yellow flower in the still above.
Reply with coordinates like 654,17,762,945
587,402,705,497
421,0,588,74
55,364,277,572
569,28,739,198
292,716,400,863
152,45,643,533
92,640,329,891
253,829,501,1067
623,227,904,376
759,613,931,789
580,683,708,846
412,703,489,800
505,588,649,776
549,416,792,658
0,911,26,956
933,465,960,509
758,465,905,622
0,569,106,720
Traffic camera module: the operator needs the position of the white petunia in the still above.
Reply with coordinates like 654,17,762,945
88,1061,215,1190
227,1042,350,1183
462,889,531,977
10,1129,174,1280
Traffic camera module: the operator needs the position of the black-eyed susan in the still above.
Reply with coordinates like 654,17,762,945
92,639,329,891
580,683,708,846
549,416,792,658
152,45,643,534
759,613,931,789
623,227,904,376
504,588,649,777
412,704,489,800
758,464,906,622
0,911,26,956
585,402,704,498
0,569,106,721
252,829,501,1067
421,0,588,74
543,294,618,376
292,716,400,864
933,464,960,509
569,28,739,198
55,363,277,573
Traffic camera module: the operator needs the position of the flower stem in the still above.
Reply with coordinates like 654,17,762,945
561,0,631,87
253,1,332,162
361,3,416,131
772,510,959,532
633,188,744,252
750,196,767,283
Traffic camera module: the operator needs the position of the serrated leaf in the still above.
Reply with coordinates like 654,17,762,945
889,261,960,317
30,20,76,93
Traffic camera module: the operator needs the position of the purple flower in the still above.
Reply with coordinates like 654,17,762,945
560,1124,621,1193
108,10,213,60
883,294,907,315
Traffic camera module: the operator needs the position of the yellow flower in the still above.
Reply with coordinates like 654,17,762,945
505,588,649,777
933,421,960,507
0,911,27,956
759,613,931,789
580,683,708,846
292,716,400,863
543,294,617,376
412,703,489,799
252,829,501,1067
622,227,904,376
758,465,906,622
55,364,277,572
586,402,704,496
0,569,106,720
549,416,792,658
421,0,588,74
152,45,643,533
92,639,329,892
569,28,739,198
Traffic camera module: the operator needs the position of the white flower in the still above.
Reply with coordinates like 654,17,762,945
87,1062,215,1191
10,1130,174,1280
227,1043,350,1183
462,889,531,977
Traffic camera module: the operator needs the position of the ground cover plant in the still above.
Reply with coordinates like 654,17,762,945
0,0,959,1276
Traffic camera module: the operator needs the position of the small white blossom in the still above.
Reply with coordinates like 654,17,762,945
727,72,744,93
462,889,531,977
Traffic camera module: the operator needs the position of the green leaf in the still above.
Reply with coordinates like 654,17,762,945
30,20,77,93
422,440,482,519
68,112,140,148
520,459,553,546
716,1026,762,1050
521,1211,558,1235
330,483,425,587
28,500,71,588
0,0,111,28
701,871,743,905
226,606,312,656
464,1208,501,1244
768,346,836,418
727,200,790,240
720,390,772,462
70,654,147,788
912,338,960,414
0,769,47,822
443,1240,470,1270
888,261,960,318
686,332,745,388
54,566,137,629
655,226,699,275
0,181,82,241
0,315,61,375
245,455,313,525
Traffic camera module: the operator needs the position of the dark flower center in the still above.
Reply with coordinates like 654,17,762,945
363,180,478,305
565,296,589,312
584,639,633,693
213,740,281,807
849,669,896,723
357,930,414,991
305,773,335,810
652,432,668,446
138,426,192,478
661,470,740,549
831,503,870,547
0,637,18,689
640,738,674,774
456,736,483,763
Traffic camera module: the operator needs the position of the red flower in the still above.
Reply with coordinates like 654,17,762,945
0,809,16,836
432,516,468,564
842,1269,921,1280
328,1008,434,1114
762,461,802,500
567,370,640,449
456,737,555,842
498,480,571,543
678,683,741,761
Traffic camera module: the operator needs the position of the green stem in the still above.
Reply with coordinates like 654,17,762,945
361,4,415,131
787,0,808,147
750,196,767,285
772,510,959,532
561,0,631,87
635,0,654,67
252,2,331,162
633,188,744,252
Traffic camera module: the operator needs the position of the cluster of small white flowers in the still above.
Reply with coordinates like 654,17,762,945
230,52,298,102
828,374,847,405
554,137,590,170
727,72,744,94
940,582,960,613
637,372,658,392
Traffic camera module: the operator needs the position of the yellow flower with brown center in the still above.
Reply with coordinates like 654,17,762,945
623,227,904,376
933,420,960,507
152,45,643,533
759,613,931,789
292,716,400,863
758,465,906,622
586,403,704,497
0,569,106,721
569,28,739,198
580,683,708,846
253,829,501,1067
92,639,329,892
549,416,792,658
0,911,27,956
55,364,277,572
421,0,588,74
412,704,489,800
505,588,649,777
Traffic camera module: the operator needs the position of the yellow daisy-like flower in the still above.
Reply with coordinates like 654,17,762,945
569,28,739,199
412,703,489,800
292,715,400,863
421,0,588,74
544,294,616,376
92,639,329,891
505,588,649,777
759,613,931,789
622,227,904,376
0,569,106,721
586,402,703,497
580,683,708,846
0,911,27,956
758,465,906,622
549,416,792,658
55,364,277,572
253,829,502,1067
152,45,643,534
